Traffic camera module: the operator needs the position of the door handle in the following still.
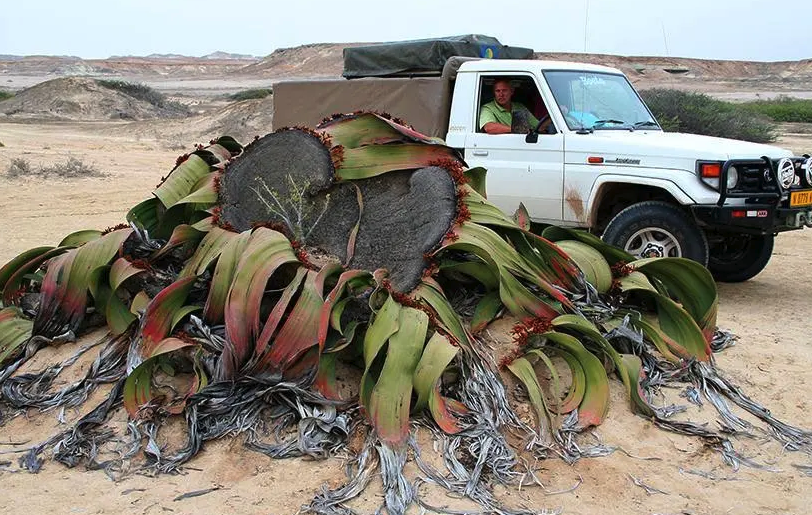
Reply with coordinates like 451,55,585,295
472,150,489,156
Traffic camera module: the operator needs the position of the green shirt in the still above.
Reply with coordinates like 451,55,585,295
479,100,539,131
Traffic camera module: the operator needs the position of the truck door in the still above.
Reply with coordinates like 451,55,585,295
464,74,564,223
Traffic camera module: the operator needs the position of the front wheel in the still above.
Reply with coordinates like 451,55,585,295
707,233,774,282
602,201,709,265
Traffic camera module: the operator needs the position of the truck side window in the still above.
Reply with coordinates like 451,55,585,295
477,76,553,134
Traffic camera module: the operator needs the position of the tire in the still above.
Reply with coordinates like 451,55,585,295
602,201,709,265
707,233,774,282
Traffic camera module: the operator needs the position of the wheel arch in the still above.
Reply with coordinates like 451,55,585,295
588,176,695,231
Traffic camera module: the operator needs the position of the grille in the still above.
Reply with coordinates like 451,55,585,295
730,163,778,194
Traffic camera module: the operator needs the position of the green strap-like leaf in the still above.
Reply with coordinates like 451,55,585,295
34,229,132,336
463,167,488,197
171,305,202,332
507,356,551,432
318,112,435,148
58,229,102,248
618,354,656,417
2,247,69,306
555,240,612,294
257,269,325,375
369,306,428,447
109,257,146,292
0,246,55,293
552,314,627,386
543,331,610,427
336,143,461,181
438,260,499,291
412,332,458,412
180,226,241,278
553,349,586,414
130,291,151,315
127,197,161,234
542,226,634,267
624,289,711,361
360,294,401,409
154,154,212,209
464,185,520,229
410,278,470,346
498,266,561,320
124,337,203,419
221,229,298,376
632,257,718,340
202,231,251,325
87,266,136,336
313,352,341,400
514,202,531,231
129,275,197,371
175,171,221,206
619,271,656,292
625,314,682,363
525,349,562,414
0,307,33,365
471,291,503,334
151,223,207,261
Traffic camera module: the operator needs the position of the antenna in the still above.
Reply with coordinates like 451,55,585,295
583,0,590,52
661,21,670,57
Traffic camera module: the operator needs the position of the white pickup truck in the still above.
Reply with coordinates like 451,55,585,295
273,57,812,282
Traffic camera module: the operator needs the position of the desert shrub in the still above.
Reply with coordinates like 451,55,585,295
6,157,106,179
96,80,189,115
640,88,777,143
6,158,34,178
0,90,13,101
737,95,812,123
229,88,273,102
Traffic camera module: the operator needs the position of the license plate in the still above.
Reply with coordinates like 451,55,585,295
790,189,812,207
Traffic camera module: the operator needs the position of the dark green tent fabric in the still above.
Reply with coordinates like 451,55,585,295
342,34,534,78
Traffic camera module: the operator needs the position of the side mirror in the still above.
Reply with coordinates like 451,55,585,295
525,132,539,144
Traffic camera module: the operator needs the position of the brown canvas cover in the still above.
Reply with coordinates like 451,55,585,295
272,77,452,138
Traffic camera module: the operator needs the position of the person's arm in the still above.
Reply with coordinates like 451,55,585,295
482,122,512,134
479,104,511,134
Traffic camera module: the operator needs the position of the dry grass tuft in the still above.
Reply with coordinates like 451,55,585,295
6,157,107,179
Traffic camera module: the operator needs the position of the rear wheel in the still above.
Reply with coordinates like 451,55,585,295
602,201,709,265
707,233,774,282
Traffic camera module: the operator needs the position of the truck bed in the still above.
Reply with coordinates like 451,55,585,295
272,77,452,138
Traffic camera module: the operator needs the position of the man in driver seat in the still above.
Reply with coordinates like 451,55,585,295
480,78,548,134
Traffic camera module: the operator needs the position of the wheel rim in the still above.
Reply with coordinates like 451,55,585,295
624,227,683,258
708,234,753,265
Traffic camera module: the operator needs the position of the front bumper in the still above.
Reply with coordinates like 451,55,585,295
693,155,812,233
691,203,812,234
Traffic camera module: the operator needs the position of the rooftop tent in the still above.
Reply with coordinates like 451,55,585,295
342,34,534,78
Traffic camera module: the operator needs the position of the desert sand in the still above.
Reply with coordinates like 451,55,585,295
1,48,811,515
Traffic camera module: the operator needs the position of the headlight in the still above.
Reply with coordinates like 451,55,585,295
726,165,739,190
804,157,812,187
776,158,795,189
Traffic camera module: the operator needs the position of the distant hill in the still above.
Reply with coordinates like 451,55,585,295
0,77,189,121
1,44,811,92
202,51,257,60
145,53,189,59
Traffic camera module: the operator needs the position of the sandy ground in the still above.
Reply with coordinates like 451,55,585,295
0,120,811,515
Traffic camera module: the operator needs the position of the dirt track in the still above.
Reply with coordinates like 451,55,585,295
0,118,811,514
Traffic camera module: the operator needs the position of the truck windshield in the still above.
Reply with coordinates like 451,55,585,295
543,70,660,132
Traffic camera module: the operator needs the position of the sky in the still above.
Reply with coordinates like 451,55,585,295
1,0,810,62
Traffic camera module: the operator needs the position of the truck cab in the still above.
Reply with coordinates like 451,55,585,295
445,59,812,281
